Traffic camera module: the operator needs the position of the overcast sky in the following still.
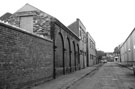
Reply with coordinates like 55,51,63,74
1,0,135,52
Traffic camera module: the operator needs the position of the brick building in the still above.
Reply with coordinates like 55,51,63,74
68,18,87,69
0,4,81,88
0,3,97,89
86,32,96,66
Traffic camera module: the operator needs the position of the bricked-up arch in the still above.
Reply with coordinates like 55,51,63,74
70,41,75,72
52,19,80,75
55,32,65,76
73,41,76,70
77,44,80,70
64,37,71,73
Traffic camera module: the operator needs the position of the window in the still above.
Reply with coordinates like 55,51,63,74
20,16,33,32
90,41,92,48
79,29,82,39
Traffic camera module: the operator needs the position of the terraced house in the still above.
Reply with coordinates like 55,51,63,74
0,4,97,89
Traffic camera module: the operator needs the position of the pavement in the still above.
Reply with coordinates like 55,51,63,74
30,63,103,89
116,62,133,70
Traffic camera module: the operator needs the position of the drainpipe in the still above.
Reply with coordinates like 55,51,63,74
53,45,57,79
63,48,66,75
70,51,72,72
74,51,76,71
78,51,80,70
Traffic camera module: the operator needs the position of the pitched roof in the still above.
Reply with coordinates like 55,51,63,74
0,12,12,21
14,3,54,18
16,3,40,12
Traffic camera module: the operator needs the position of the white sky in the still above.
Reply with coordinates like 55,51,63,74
1,0,135,52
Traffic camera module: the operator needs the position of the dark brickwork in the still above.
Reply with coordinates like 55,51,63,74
52,19,80,77
0,23,53,89
0,4,98,89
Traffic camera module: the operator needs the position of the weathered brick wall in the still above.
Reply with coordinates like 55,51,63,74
53,21,80,76
0,23,53,89
7,10,52,40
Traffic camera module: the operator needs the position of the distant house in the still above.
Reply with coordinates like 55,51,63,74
114,45,121,62
106,52,114,62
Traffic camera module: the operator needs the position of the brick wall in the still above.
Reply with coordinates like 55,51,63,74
68,20,79,37
7,10,52,40
53,20,80,76
0,23,53,89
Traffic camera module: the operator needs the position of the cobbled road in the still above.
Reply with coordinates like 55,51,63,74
67,62,135,89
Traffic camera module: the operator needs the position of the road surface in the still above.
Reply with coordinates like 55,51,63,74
67,62,135,89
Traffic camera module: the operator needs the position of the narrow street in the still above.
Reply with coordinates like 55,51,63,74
67,62,135,89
